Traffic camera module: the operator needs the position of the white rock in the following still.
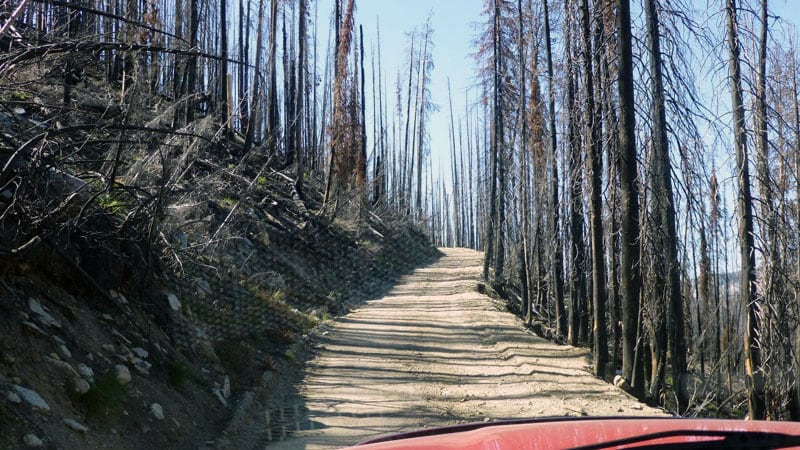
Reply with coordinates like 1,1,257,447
77,364,94,381
23,434,43,447
28,298,61,328
109,290,128,305
195,279,211,295
44,357,90,395
112,329,131,345
613,375,634,394
212,388,227,406
101,344,115,353
114,365,132,385
133,358,152,375
63,418,89,433
131,347,149,359
12,385,50,411
46,357,78,376
13,107,26,115
73,378,91,395
222,375,231,399
150,403,164,420
167,293,182,311
58,344,72,359
7,391,21,404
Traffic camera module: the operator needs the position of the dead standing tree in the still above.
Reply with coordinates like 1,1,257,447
725,0,766,420
543,0,567,339
643,0,688,410
580,0,608,378
617,0,645,398
566,0,587,347
324,0,362,207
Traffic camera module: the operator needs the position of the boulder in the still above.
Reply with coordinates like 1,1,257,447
28,299,61,328
108,290,128,306
150,403,164,420
12,385,50,411
167,293,182,311
7,391,21,404
45,357,89,394
22,434,43,447
57,344,73,360
613,375,633,395
46,357,77,375
111,329,131,345
63,418,89,433
222,375,231,399
73,378,91,395
133,358,152,375
114,365,132,385
77,364,94,382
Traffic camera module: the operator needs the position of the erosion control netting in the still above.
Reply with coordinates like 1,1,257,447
118,120,441,351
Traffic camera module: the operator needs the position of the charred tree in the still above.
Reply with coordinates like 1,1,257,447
581,0,608,378
617,0,644,397
725,0,765,420
643,0,687,408
566,0,586,347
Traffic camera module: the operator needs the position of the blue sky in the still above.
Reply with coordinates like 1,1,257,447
311,0,800,195
316,0,485,188
352,0,486,174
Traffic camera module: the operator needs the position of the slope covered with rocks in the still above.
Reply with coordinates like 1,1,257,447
0,49,440,449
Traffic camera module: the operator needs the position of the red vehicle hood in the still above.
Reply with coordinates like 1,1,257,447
346,417,800,449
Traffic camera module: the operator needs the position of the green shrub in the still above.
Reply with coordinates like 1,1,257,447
10,91,30,101
78,373,127,416
166,360,197,388
216,340,252,374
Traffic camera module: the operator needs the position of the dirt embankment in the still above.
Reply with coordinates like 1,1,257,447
264,248,666,449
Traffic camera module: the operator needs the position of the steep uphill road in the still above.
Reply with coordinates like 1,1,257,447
267,248,664,449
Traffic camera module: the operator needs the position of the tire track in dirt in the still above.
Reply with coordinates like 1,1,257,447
266,248,665,449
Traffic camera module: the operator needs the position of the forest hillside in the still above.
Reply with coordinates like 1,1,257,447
0,2,440,448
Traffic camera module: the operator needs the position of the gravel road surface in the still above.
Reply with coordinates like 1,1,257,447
266,248,665,449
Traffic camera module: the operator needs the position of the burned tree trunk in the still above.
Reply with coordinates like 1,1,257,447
726,0,765,420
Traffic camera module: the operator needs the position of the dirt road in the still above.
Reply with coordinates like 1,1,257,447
267,248,665,449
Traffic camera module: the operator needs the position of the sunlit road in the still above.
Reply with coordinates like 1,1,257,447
266,248,664,449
